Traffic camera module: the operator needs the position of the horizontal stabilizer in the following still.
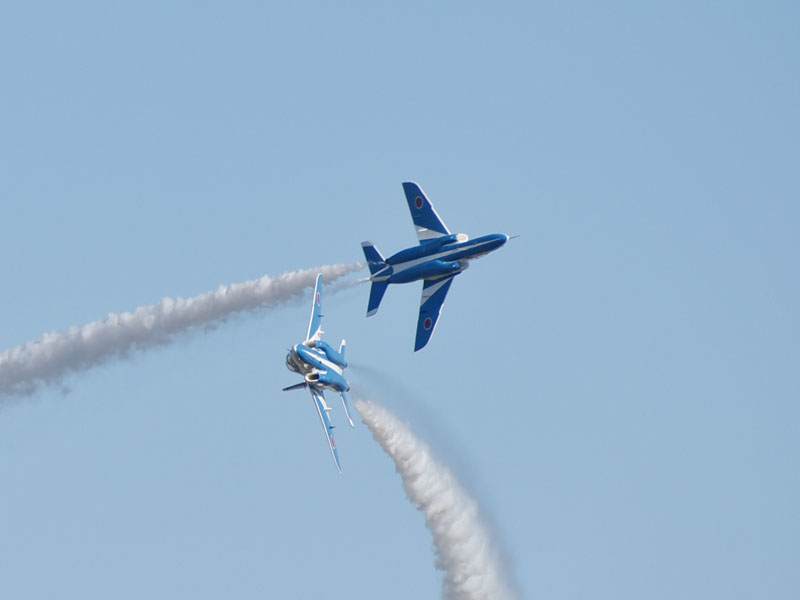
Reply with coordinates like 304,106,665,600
282,381,308,392
366,281,389,317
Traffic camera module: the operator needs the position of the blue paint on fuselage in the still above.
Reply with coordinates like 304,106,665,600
376,233,508,284
293,344,350,393
388,259,463,283
443,233,509,260
311,340,347,368
386,234,461,264
315,369,350,391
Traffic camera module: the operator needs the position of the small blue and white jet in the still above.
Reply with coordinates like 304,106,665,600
283,273,354,473
362,182,509,351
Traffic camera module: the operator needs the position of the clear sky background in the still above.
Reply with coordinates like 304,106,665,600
1,1,798,598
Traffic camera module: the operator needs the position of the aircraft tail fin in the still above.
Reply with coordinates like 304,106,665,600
339,339,346,359
340,390,355,427
361,241,386,276
366,281,389,317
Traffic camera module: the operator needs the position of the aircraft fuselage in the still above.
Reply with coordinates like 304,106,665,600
285,341,349,393
370,233,509,284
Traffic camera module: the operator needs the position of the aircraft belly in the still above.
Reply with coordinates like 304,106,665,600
389,260,463,284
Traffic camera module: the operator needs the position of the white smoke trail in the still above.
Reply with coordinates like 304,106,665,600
0,263,363,396
355,398,519,600
328,275,370,294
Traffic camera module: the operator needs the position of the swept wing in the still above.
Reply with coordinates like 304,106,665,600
306,273,324,342
310,386,342,473
402,182,451,244
415,275,455,351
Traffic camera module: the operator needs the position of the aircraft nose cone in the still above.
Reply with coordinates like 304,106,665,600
493,233,510,248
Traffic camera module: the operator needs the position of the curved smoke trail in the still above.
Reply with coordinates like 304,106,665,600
355,398,519,600
0,263,363,396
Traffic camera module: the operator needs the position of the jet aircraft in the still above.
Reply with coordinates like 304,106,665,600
361,182,509,351
283,273,354,473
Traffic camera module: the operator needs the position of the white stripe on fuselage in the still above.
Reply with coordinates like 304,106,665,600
302,348,344,376
392,238,496,274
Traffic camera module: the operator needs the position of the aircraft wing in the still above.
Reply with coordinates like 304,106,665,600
415,275,455,351
309,386,342,473
306,273,324,342
402,182,451,244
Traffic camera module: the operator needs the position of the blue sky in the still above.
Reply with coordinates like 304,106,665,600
1,1,799,598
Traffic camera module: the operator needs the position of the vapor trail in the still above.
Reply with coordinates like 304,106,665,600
355,398,518,600
0,263,363,396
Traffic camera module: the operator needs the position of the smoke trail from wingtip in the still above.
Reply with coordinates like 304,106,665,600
0,263,364,396
355,398,519,600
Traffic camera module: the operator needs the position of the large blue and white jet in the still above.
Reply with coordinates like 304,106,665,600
283,273,354,473
361,182,509,351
